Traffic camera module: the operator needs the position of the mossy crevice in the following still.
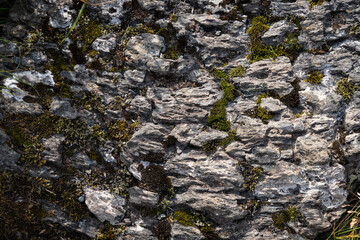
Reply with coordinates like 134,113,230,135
173,210,220,240
271,206,301,231
247,16,303,63
203,129,237,152
207,68,236,132
239,161,264,191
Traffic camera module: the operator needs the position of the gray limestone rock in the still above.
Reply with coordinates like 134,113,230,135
294,134,330,165
189,129,228,147
84,187,126,225
262,20,297,46
234,57,294,96
49,98,77,119
129,186,159,207
41,134,65,166
122,123,170,165
91,34,117,54
260,98,287,113
147,82,222,124
171,222,205,240
170,123,204,146
70,152,97,170
137,0,166,11
125,33,165,70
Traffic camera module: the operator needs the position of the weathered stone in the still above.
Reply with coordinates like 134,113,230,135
147,82,222,124
189,129,228,147
262,20,297,46
84,187,126,224
234,57,294,96
91,34,117,54
260,98,287,113
171,222,205,240
294,134,330,165
49,98,77,119
129,186,159,207
41,134,65,166
125,33,165,70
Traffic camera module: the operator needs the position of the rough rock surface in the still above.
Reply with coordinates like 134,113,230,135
0,0,359,239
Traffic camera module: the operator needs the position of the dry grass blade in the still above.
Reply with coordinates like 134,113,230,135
79,0,117,6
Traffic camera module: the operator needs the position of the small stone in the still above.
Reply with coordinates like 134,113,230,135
84,187,126,224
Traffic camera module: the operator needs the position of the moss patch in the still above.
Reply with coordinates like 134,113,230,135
70,16,102,52
229,65,246,79
139,165,173,196
163,44,179,60
94,222,125,240
304,71,323,84
271,206,301,230
336,78,360,101
247,17,303,63
308,0,327,8
240,164,264,191
207,68,236,131
203,129,237,152
173,210,220,240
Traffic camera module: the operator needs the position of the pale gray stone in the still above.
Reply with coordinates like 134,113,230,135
84,187,126,224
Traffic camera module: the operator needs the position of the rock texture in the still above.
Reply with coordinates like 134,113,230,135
0,0,359,239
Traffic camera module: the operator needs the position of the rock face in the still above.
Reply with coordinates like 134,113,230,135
84,187,126,225
1,0,360,239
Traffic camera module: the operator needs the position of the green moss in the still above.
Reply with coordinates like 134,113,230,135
203,129,237,152
71,16,102,52
1,111,106,166
257,106,273,121
350,25,360,35
247,16,269,46
0,172,50,238
247,17,303,63
256,91,270,104
173,210,195,227
242,166,263,191
94,222,125,240
173,209,220,239
308,0,327,8
229,65,246,79
207,70,236,131
271,206,301,230
210,68,228,81
304,71,323,84
336,78,360,101
106,120,138,145
164,44,179,60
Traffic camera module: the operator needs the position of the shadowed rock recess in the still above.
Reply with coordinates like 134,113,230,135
1,0,360,239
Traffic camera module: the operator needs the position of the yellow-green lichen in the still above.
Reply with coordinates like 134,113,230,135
271,206,301,230
304,71,323,84
336,78,360,101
